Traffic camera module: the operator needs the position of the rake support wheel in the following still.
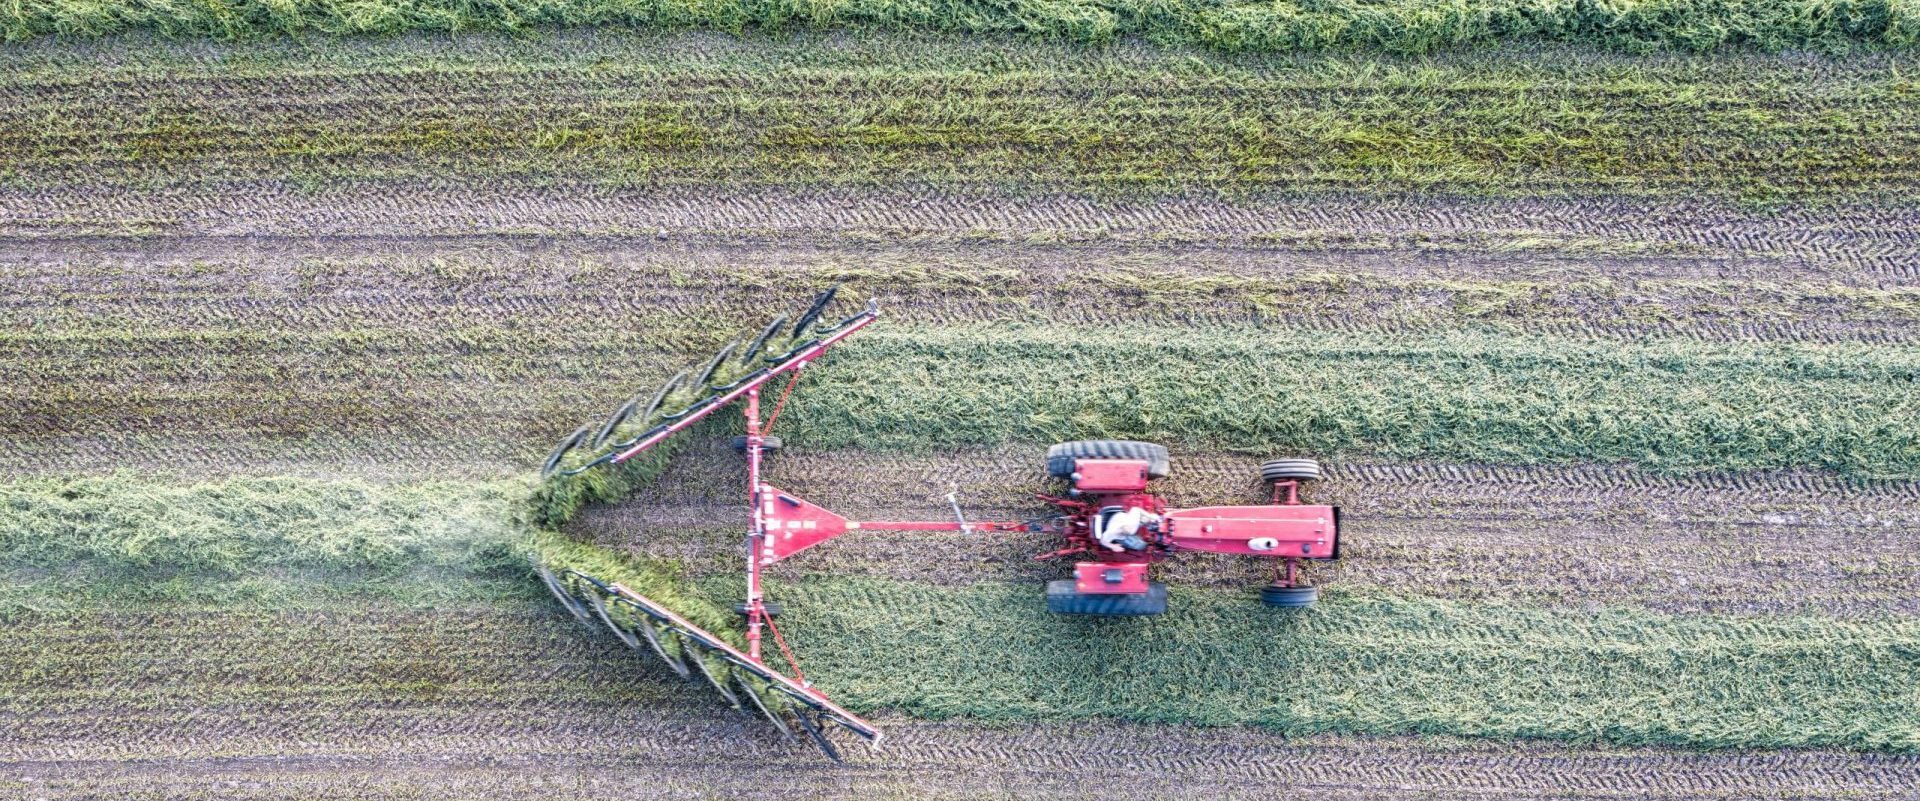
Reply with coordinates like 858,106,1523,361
1260,584,1320,608
1045,579,1168,616
730,435,783,455
733,600,783,618
1046,440,1171,480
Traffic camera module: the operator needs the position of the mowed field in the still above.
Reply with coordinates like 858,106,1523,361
5,25,1920,800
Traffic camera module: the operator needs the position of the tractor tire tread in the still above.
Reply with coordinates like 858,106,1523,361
730,435,783,454
1046,579,1169,616
1046,440,1171,479
1260,458,1323,482
1260,584,1320,608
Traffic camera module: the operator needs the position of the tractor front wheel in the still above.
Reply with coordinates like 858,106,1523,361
1260,458,1322,482
730,435,783,454
1045,579,1169,616
1260,584,1319,608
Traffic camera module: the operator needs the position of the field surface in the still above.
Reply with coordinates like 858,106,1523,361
5,25,1920,800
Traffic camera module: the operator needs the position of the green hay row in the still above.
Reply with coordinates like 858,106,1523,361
4,0,1919,52
0,474,521,576
771,576,1920,752
7,33,1918,200
776,323,1920,478
9,472,1919,751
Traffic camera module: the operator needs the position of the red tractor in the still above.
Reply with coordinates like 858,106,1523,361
536,290,1341,759
1031,440,1338,614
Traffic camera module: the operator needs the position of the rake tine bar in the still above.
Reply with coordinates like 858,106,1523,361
591,395,642,449
792,285,839,337
794,711,844,763
740,315,788,364
633,615,692,678
561,570,883,750
639,370,687,425
687,646,744,711
589,591,641,650
694,339,739,390
540,423,592,478
736,674,793,738
535,563,593,624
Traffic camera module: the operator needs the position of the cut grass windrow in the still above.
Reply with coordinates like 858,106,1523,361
778,323,1920,479
10,321,1919,479
2,0,1916,53
763,576,1920,752
3,33,1917,198
6,474,1920,753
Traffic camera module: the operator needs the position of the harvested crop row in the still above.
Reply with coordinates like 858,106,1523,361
2,34,1917,198
11,186,1920,280
9,188,1919,281
16,245,1920,345
6,609,1917,800
2,1,1916,56
576,442,1920,615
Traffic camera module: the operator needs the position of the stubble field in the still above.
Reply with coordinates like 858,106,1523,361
4,24,1920,800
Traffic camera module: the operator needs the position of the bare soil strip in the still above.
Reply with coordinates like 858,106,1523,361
3,607,1912,800
575,442,1920,615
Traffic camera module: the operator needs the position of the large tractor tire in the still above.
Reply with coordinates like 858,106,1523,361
1260,458,1322,482
1260,584,1319,608
1046,440,1171,480
1045,579,1169,616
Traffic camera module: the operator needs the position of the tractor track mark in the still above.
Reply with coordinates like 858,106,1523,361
10,235,1920,347
575,443,1920,615
3,188,1920,282
4,606,1915,799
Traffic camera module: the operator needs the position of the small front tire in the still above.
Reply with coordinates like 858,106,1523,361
1260,458,1322,482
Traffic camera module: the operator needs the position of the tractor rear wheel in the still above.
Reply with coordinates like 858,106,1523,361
1046,440,1170,479
1260,584,1319,608
730,435,783,454
1045,579,1169,616
1260,458,1322,482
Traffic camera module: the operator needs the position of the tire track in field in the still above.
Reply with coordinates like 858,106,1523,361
4,607,1915,800
10,234,1920,346
576,442,1920,615
3,188,1918,280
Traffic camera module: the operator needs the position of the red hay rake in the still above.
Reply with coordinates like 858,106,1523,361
534,289,1342,760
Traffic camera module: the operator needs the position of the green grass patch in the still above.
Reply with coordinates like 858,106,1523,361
778,323,1920,478
4,0,1918,53
771,576,1920,751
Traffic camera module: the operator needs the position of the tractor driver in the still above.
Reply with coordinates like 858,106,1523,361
1098,507,1161,552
